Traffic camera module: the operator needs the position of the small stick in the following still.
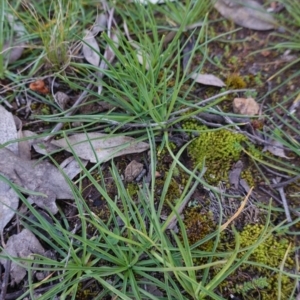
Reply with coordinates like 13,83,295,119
273,178,292,222
271,174,300,189
220,187,253,231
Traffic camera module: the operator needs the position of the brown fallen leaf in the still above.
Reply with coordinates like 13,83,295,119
229,160,243,189
60,156,89,180
14,116,32,160
263,139,290,158
51,133,150,163
0,108,21,233
0,181,19,234
82,29,100,67
2,40,25,65
214,0,277,30
0,229,45,284
0,105,18,154
91,13,108,36
0,148,74,214
233,97,260,115
190,72,226,87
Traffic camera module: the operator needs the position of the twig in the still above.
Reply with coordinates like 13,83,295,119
270,174,300,189
170,89,256,117
220,187,253,231
259,186,300,218
0,95,13,109
273,178,292,222
260,165,291,179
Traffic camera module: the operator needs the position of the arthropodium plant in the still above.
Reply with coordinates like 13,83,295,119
0,133,297,300
155,0,213,26
35,0,230,132
87,1,212,126
5,0,85,75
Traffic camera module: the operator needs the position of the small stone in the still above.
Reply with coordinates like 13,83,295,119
233,97,260,115
124,160,144,182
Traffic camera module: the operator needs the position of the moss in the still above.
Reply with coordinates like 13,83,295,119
183,121,247,184
155,143,189,205
76,282,98,299
182,207,216,250
225,73,247,89
241,168,255,187
127,182,139,198
239,224,294,268
40,104,51,115
218,224,295,299
156,177,182,205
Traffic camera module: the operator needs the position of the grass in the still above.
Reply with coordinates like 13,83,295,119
0,0,300,299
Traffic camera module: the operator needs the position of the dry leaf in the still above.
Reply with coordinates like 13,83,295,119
92,13,108,35
5,13,26,37
0,229,45,284
263,139,289,158
98,32,119,95
214,0,276,30
22,130,60,156
233,97,259,115
190,73,225,87
0,105,18,154
82,30,100,67
14,116,32,160
2,40,25,65
0,181,19,234
60,156,88,180
51,132,150,163
0,109,21,233
229,160,243,189
3,13,26,64
0,148,74,214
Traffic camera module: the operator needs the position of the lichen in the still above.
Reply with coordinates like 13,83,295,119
183,121,247,184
